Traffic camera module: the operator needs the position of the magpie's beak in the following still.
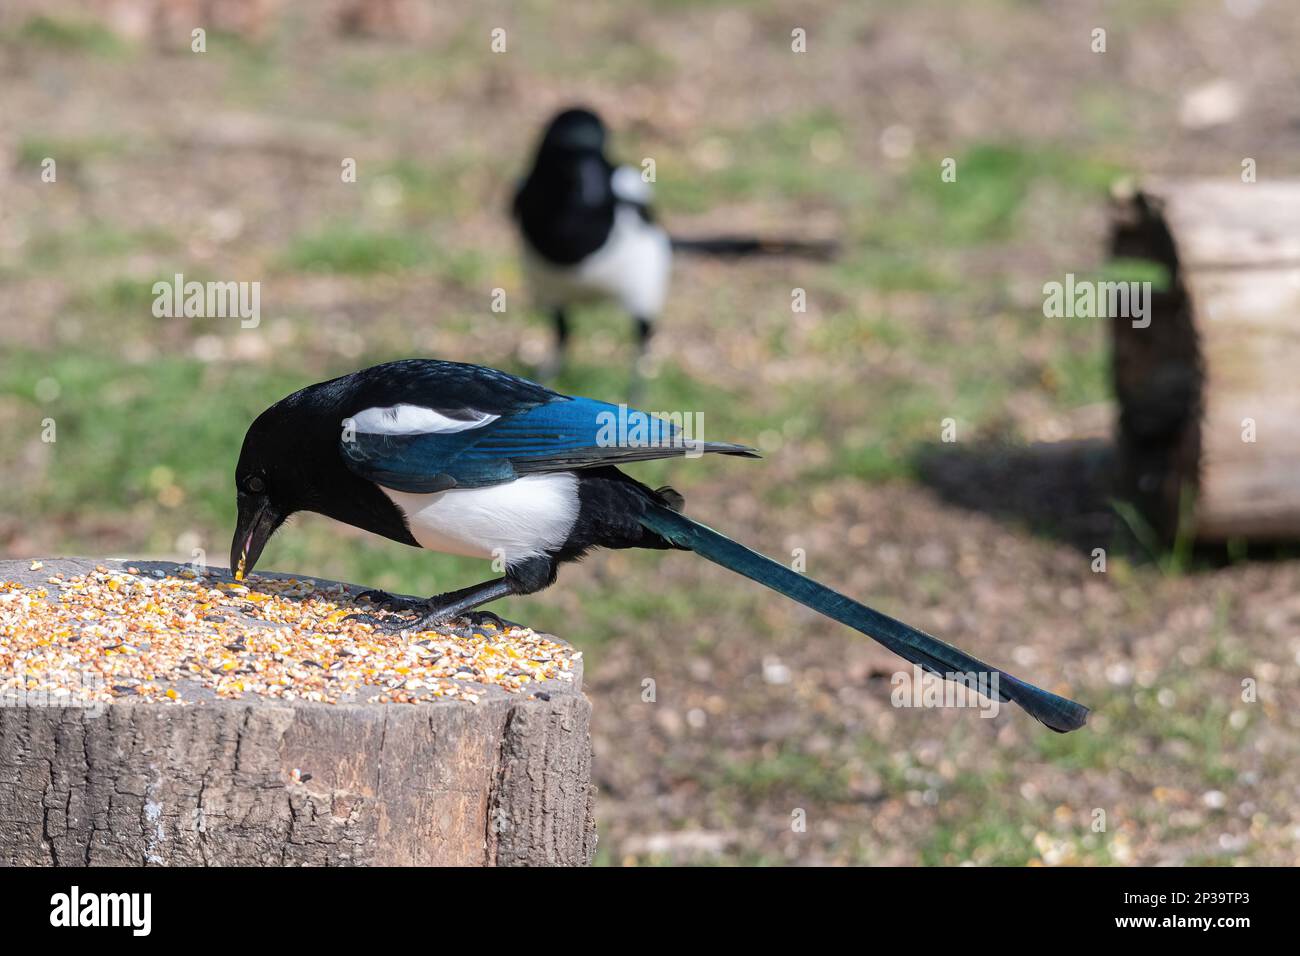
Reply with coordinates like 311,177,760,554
231,497,278,581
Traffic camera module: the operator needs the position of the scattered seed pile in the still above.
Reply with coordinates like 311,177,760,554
0,564,578,706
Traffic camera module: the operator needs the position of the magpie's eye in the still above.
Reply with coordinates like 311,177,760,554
245,476,266,495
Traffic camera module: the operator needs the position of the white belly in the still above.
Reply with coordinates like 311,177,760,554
379,473,580,563
524,206,672,319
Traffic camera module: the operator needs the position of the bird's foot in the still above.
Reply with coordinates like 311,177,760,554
343,607,441,633
346,606,513,635
391,608,514,635
352,588,424,612
340,611,391,629
343,589,457,633
364,604,459,634
458,610,509,631
343,591,438,630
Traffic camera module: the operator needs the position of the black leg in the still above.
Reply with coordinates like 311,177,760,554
345,557,558,634
634,316,653,358
347,577,517,633
555,307,571,351
397,578,518,633
348,574,530,634
537,307,569,380
629,316,654,401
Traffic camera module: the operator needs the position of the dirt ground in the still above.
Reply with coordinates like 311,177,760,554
2,0,1299,864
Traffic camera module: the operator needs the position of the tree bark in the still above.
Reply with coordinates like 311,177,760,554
0,559,596,866
1111,177,1300,541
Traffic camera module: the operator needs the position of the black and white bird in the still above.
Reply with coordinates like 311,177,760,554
511,107,835,380
231,359,1088,733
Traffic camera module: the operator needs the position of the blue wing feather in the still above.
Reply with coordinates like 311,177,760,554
341,392,753,493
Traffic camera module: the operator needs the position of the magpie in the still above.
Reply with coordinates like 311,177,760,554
512,107,836,379
231,358,1088,733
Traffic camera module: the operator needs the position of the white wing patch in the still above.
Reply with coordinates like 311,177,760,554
352,403,499,436
379,473,581,562
611,165,654,205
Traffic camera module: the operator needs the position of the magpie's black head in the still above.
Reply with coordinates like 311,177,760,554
231,377,418,580
538,107,607,155
516,108,618,262
230,401,313,580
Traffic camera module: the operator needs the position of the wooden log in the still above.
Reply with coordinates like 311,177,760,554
0,559,596,866
1110,178,1300,541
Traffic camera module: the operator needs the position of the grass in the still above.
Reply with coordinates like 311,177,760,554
650,111,867,213
280,225,434,275
902,143,1128,247
16,136,126,170
1111,489,1197,576
279,221,493,287
9,15,125,56
1044,342,1109,407
1097,257,1172,292
0,351,302,525
713,748,854,803
69,276,184,317
23,225,178,271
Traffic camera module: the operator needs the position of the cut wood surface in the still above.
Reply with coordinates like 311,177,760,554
1111,178,1300,541
0,559,596,866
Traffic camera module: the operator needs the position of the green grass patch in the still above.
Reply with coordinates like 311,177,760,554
1096,257,1172,292
280,226,432,275
650,110,867,213
16,135,125,169
0,350,306,530
1043,340,1109,407
830,249,961,293
11,15,125,56
919,817,1037,866
69,273,195,318
24,225,178,271
906,143,1129,245
713,747,854,803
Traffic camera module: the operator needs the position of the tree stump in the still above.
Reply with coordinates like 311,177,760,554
0,559,596,866
1111,177,1300,541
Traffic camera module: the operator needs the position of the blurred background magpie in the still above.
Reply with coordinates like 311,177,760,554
512,107,836,382
232,358,1087,733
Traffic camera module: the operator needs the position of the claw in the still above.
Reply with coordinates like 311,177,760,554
345,611,432,633
353,588,423,612
461,610,507,631
343,600,510,635
342,611,391,628
396,609,457,634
